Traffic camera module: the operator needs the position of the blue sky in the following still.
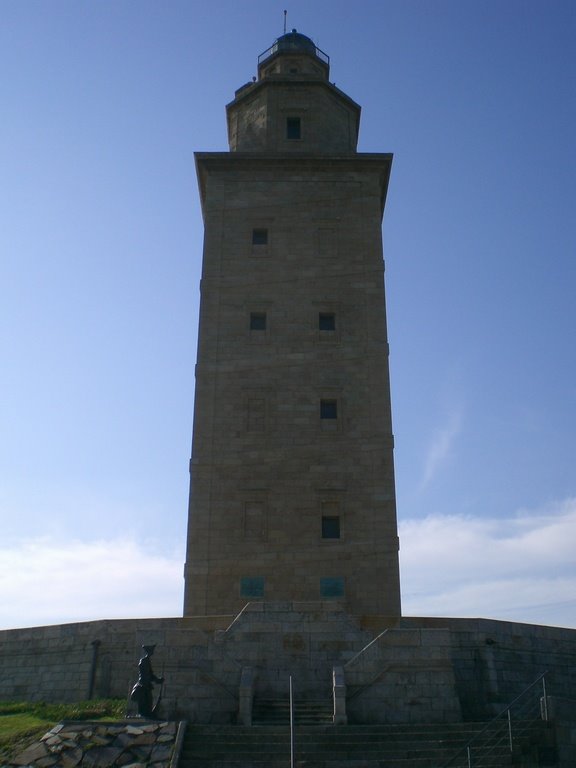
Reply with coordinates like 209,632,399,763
1,1,575,630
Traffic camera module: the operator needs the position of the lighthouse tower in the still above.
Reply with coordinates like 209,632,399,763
184,30,400,619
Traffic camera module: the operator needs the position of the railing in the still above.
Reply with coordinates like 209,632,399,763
333,666,347,724
289,676,295,768
346,664,392,703
258,40,329,67
438,672,549,767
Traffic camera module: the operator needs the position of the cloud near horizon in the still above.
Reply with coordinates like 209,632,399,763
399,497,576,628
1,498,575,631
0,538,184,630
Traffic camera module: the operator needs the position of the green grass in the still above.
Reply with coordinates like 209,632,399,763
0,699,125,761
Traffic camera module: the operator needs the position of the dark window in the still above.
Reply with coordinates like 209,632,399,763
320,577,345,598
250,312,267,331
240,576,265,598
320,399,338,419
252,228,268,245
319,312,336,331
322,516,340,539
286,117,301,140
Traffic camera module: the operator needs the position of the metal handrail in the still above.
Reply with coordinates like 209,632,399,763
438,671,548,767
346,664,392,701
289,676,295,768
258,41,329,66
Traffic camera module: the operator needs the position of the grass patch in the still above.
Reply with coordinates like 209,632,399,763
0,713,52,761
0,699,125,761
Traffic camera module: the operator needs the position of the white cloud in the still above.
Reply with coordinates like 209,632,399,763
420,409,463,488
400,498,576,628
3,500,576,632
0,538,183,630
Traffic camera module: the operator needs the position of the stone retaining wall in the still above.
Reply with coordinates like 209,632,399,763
0,617,233,722
0,607,575,727
398,616,576,720
6,719,182,768
344,627,462,724
548,696,576,766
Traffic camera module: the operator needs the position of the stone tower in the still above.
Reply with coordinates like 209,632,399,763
183,30,401,618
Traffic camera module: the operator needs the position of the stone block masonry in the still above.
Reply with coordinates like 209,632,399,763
0,617,232,722
401,616,576,722
5,719,181,768
1,606,575,731
185,156,401,619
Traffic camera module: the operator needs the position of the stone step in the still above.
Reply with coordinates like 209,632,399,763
176,722,547,768
186,723,505,735
178,760,446,768
181,733,475,748
177,723,496,768
253,698,334,725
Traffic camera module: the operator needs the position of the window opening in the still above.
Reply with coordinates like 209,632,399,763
320,399,338,419
250,312,267,331
322,516,340,539
252,228,268,245
319,312,336,331
240,576,265,598
320,577,344,598
286,117,301,140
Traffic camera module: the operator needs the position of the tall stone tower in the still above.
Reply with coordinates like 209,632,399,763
184,30,400,618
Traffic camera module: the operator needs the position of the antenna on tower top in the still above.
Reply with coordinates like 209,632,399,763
283,10,287,34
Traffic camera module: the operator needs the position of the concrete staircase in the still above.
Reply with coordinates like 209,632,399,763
176,721,542,767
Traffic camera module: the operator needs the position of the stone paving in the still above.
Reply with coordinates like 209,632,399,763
5,719,179,768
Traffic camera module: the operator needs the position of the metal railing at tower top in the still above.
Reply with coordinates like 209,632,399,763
258,40,330,67
438,672,549,767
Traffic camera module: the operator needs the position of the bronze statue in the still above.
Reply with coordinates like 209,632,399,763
130,644,164,718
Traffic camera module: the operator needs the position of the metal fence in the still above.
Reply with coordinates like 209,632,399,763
439,672,548,767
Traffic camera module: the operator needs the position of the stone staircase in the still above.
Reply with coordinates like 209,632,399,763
176,721,546,767
252,698,333,725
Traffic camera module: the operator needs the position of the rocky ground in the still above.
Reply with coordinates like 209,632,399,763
4,719,179,767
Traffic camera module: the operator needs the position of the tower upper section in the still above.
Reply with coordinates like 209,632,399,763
226,29,360,154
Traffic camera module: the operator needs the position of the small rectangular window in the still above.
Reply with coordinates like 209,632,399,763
240,576,265,598
319,312,336,331
320,399,338,419
286,117,301,140
252,228,268,245
322,516,340,539
320,577,344,599
250,312,267,331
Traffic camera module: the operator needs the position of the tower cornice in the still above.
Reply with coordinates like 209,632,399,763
194,152,393,218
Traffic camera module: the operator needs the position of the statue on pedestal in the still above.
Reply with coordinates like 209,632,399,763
130,644,164,718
